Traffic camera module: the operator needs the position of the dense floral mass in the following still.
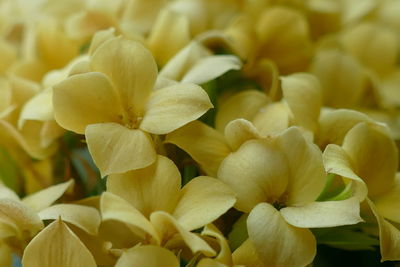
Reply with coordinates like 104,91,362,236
0,0,399,266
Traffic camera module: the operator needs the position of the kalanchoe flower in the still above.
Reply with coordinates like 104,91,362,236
100,155,236,258
53,36,213,176
324,121,400,261
218,127,363,266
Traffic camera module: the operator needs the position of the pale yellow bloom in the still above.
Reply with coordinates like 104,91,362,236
218,127,362,266
323,122,400,260
21,218,97,267
53,36,213,176
100,155,236,258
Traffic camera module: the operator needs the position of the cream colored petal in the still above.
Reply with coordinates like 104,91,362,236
18,89,53,128
281,73,322,132
173,176,236,231
150,211,215,256
107,155,181,217
201,224,233,265
38,204,101,235
22,180,74,212
0,79,12,115
218,139,289,213
224,119,261,151
88,28,116,55
374,174,400,224
280,197,362,228
115,245,179,267
53,72,122,134
0,120,56,159
317,109,372,147
148,9,190,66
91,37,158,115
181,55,242,84
100,192,160,243
160,41,211,82
342,122,398,197
0,199,43,239
311,50,366,108
216,90,269,132
140,83,213,135
277,127,326,206
322,144,368,201
379,70,400,108
22,219,97,267
165,120,231,176
367,198,400,261
232,239,264,267
341,23,398,75
247,203,316,267
85,123,156,176
0,182,20,201
252,102,290,136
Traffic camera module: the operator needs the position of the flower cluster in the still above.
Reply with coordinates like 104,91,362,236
0,0,399,266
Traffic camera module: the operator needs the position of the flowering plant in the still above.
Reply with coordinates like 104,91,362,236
0,0,399,266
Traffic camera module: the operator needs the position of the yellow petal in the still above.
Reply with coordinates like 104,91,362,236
88,28,116,55
281,73,322,132
252,102,290,136
181,55,242,84
218,139,289,213
247,203,316,267
367,198,400,261
22,219,97,267
201,224,233,265
216,90,269,132
341,23,398,75
148,9,190,66
91,37,157,115
374,174,400,224
342,122,397,197
311,49,366,108
115,245,179,267
322,144,368,201
150,211,215,256
232,239,264,267
22,180,74,212
280,197,362,228
277,127,326,206
107,155,181,217
160,41,211,82
18,89,53,128
85,123,156,176
121,0,167,34
53,72,123,134
38,204,101,235
165,120,231,176
100,192,160,243
140,83,213,135
317,109,372,147
0,199,43,239
224,119,261,151
173,176,236,231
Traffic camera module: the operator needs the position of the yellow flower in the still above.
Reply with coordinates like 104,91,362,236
100,155,236,258
323,121,400,261
218,127,362,266
53,36,213,176
21,218,97,267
